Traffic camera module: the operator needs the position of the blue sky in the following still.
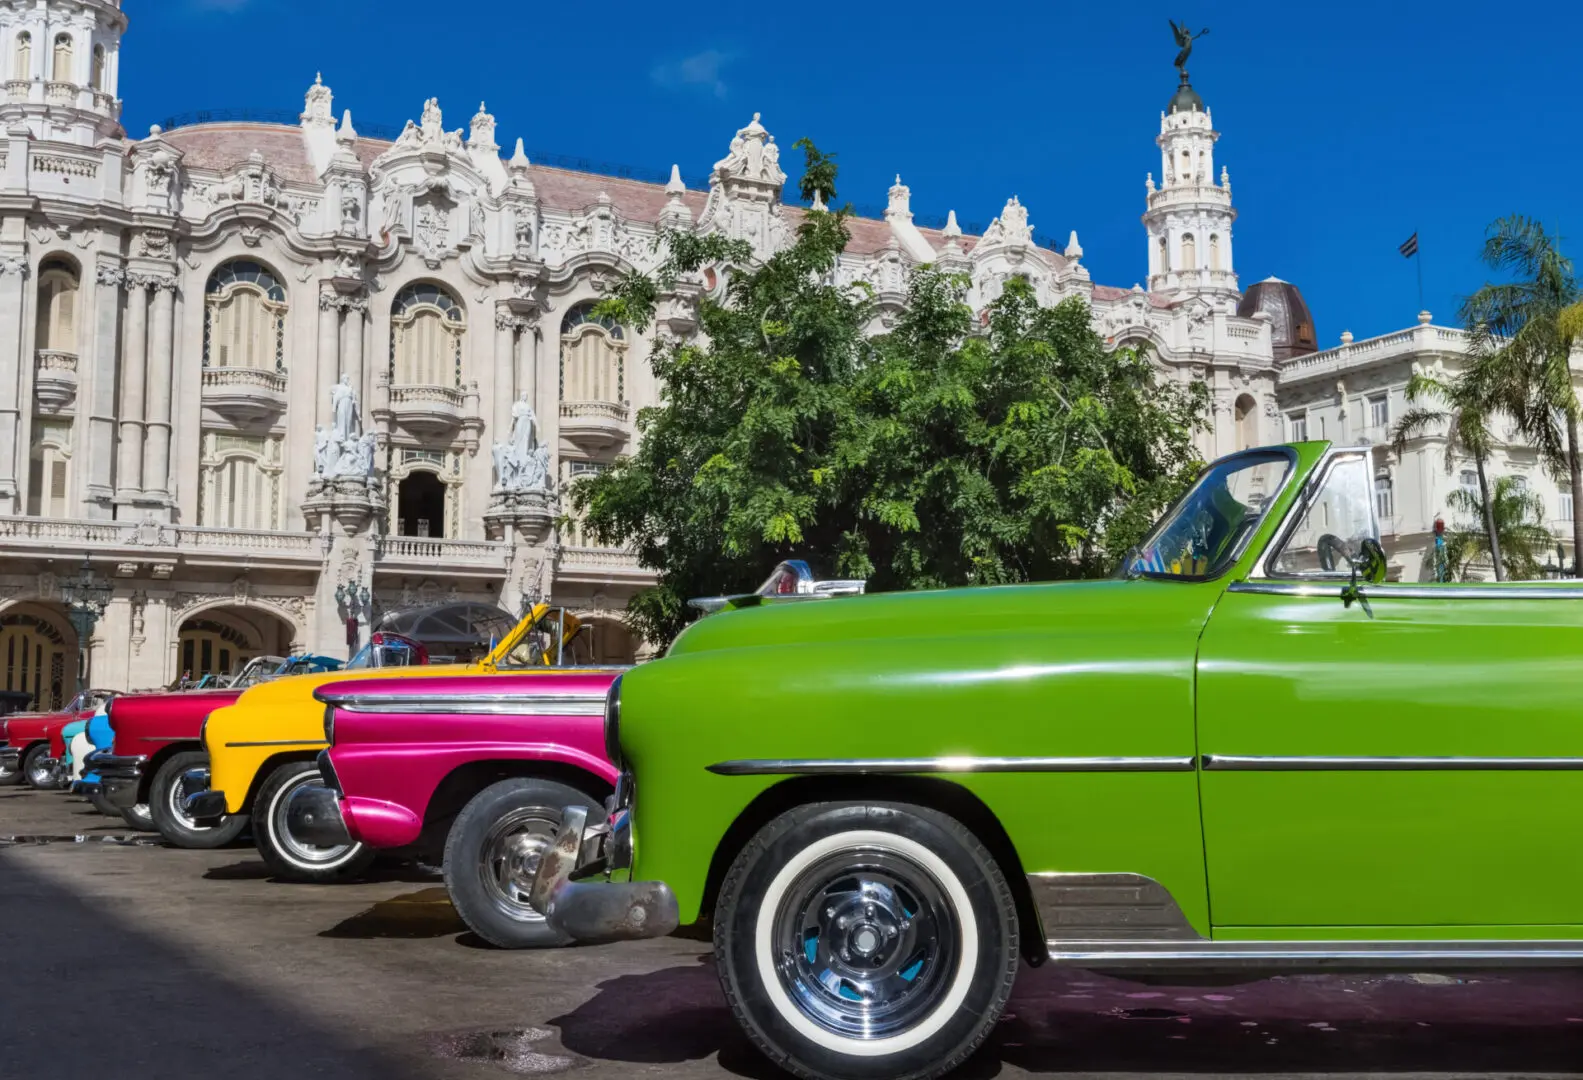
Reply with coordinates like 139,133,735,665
129,1,1581,343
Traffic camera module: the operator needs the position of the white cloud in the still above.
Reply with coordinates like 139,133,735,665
651,49,734,99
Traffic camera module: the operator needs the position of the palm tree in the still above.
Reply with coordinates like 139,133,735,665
1391,365,1507,579
1443,475,1555,581
1461,216,1581,574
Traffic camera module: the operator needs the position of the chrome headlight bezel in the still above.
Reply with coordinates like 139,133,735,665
603,674,623,768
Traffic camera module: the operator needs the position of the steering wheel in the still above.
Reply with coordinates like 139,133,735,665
1317,533,1349,572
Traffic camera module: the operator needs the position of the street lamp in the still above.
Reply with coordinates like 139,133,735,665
334,583,372,651
59,553,112,691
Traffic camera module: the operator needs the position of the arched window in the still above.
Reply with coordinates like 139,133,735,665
1156,235,1168,274
1374,474,1394,522
1180,233,1197,272
13,32,31,81
396,470,447,538
390,282,465,387
0,609,71,710
91,44,104,91
51,33,71,82
559,302,625,404
1233,394,1258,451
26,420,70,518
198,432,280,530
1209,234,1222,271
204,260,287,372
178,618,255,682
35,258,78,354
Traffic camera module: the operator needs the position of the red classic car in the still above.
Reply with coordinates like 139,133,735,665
95,687,248,841
0,689,114,790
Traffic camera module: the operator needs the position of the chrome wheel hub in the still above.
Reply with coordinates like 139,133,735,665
774,848,956,1040
479,807,560,923
276,777,355,865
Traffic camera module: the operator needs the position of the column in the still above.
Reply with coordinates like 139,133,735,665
494,311,517,437
0,258,27,512
522,317,541,432
341,297,365,408
141,280,176,502
316,288,340,428
115,278,148,501
85,265,124,512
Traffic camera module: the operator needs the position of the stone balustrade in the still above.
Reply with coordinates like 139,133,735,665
374,534,511,570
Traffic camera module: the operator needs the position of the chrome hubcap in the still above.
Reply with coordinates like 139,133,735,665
165,774,205,830
479,806,560,922
774,848,956,1040
276,776,356,865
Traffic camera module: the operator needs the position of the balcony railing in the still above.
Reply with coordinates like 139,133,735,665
559,545,644,571
391,384,464,408
0,517,322,561
36,349,78,372
375,534,511,569
202,366,286,393
560,400,631,423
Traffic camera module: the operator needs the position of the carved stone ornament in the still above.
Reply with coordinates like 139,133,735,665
0,255,30,278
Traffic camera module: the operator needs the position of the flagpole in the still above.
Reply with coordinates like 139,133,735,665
1415,228,1425,312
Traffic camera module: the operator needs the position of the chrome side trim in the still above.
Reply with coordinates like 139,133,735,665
1230,580,1583,600
1029,873,1203,942
705,756,1196,776
1203,754,1583,771
1046,939,1583,970
222,739,329,749
325,696,607,717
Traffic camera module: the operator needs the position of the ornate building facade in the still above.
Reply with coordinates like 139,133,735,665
0,0,1383,702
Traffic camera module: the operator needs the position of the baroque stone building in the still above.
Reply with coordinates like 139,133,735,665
0,0,1315,702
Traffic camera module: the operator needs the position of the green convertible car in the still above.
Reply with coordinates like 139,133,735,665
532,441,1583,1080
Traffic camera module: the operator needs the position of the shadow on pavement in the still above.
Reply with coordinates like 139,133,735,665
321,886,466,939
550,956,1583,1077
0,853,423,1080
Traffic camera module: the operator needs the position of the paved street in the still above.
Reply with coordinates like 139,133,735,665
3,786,1582,1080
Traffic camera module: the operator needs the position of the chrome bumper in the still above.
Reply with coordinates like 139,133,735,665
283,783,351,847
529,804,678,942
179,768,230,823
95,753,147,808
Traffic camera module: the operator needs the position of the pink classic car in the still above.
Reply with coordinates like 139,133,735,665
304,668,622,948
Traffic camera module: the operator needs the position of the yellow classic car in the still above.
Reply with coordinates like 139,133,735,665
189,603,594,882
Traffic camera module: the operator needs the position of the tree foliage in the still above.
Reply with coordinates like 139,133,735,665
1443,475,1556,581
573,140,1209,647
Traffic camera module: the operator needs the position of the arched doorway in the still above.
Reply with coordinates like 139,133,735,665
175,606,295,685
0,604,76,710
1233,394,1259,450
396,471,446,538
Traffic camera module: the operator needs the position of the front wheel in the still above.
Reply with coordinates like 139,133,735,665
253,762,373,883
442,777,606,948
150,751,249,849
120,803,156,832
715,802,1019,1080
0,753,21,786
22,744,62,790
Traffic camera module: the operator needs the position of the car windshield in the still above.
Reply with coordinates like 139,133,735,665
1121,450,1292,580
499,608,583,669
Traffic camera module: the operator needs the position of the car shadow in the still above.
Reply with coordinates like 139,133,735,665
0,854,427,1080
548,958,1583,1077
321,887,466,939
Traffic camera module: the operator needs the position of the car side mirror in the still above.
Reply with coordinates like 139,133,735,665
1341,537,1388,608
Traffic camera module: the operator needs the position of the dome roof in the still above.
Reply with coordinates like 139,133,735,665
1168,79,1204,115
1237,277,1318,361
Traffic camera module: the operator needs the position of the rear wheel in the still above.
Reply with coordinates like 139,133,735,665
442,777,605,949
714,801,1019,1080
253,761,373,883
0,753,20,787
22,744,62,790
150,751,248,849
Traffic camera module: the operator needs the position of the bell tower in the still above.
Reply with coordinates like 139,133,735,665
0,0,126,146
1142,73,1238,300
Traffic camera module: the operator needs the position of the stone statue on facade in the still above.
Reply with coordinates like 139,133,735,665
1169,19,1209,77
491,393,553,494
314,375,376,479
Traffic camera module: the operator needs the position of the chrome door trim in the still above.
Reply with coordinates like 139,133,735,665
1229,580,1583,600
322,696,607,716
1202,754,1583,771
1029,872,1204,942
1045,938,1583,969
705,755,1196,776
222,739,330,749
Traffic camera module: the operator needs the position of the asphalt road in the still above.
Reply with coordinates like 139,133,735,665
3,786,1583,1080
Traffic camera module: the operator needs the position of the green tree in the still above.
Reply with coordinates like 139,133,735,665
1442,475,1555,581
1390,365,1507,579
574,140,1209,647
1461,216,1582,572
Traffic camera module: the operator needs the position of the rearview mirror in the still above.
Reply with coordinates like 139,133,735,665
1356,537,1388,585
